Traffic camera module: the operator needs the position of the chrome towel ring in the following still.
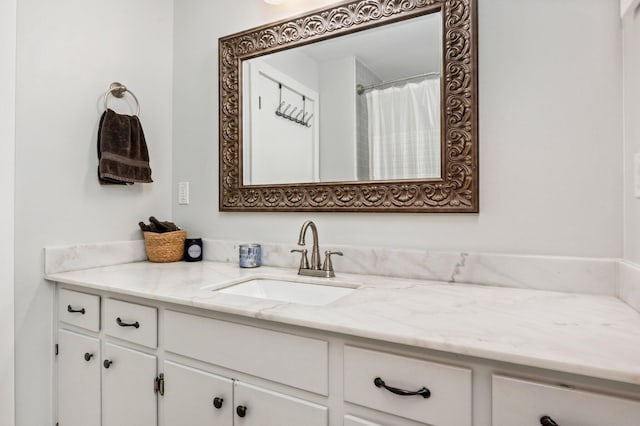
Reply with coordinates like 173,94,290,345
103,82,140,116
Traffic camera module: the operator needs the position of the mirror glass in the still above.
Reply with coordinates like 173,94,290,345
241,12,442,186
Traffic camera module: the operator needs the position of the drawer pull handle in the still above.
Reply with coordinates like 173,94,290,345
84,353,94,362
236,405,247,417
373,377,431,399
540,416,559,426
103,360,113,369
213,397,224,409
67,305,86,315
116,317,140,328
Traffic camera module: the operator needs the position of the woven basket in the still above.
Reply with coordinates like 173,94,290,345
143,230,187,263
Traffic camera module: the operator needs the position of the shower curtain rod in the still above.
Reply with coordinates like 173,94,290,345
356,72,440,95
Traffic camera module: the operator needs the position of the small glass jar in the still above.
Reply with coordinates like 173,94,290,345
239,243,262,268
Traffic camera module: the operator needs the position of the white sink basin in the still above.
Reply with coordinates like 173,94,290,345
216,278,355,306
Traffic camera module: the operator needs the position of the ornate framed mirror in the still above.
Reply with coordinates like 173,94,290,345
219,0,478,212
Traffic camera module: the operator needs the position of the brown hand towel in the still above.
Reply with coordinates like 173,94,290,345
98,109,153,184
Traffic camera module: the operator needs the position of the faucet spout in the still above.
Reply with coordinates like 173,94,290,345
298,220,321,270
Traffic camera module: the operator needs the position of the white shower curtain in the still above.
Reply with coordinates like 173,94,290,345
365,78,441,180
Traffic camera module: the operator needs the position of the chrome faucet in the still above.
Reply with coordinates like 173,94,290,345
298,220,321,270
291,220,343,278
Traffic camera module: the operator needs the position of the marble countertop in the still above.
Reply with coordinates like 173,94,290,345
46,261,640,386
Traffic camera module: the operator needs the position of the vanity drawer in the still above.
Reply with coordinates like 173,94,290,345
164,310,328,395
58,289,100,332
343,346,472,426
492,375,640,426
103,299,157,348
344,415,383,426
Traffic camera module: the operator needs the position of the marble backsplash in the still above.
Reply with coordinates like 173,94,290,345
618,261,640,312
202,239,617,296
44,240,147,275
45,238,619,297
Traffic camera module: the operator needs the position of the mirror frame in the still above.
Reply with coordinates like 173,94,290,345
219,0,478,212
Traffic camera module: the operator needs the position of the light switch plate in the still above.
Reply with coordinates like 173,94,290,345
178,182,190,205
634,153,640,199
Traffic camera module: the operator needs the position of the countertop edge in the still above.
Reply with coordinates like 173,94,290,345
45,264,640,387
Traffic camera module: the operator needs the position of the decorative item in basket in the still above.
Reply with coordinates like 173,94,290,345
139,217,186,263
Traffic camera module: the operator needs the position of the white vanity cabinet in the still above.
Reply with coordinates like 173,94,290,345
162,361,234,425
57,329,101,426
54,285,640,426
101,299,159,426
162,310,329,425
102,342,157,426
161,360,328,426
56,290,160,426
57,289,103,426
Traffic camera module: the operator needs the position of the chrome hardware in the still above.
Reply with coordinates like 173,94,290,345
290,248,309,270
275,84,313,127
356,71,440,95
103,82,141,116
297,220,321,270
154,374,165,396
322,251,343,273
294,221,343,278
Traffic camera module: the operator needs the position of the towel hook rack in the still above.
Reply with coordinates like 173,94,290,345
274,84,312,128
103,82,140,116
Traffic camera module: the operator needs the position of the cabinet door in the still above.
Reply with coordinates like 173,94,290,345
102,342,157,426
57,330,100,426
234,381,327,426
162,361,233,426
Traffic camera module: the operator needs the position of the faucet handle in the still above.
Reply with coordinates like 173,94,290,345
290,249,310,270
322,251,343,272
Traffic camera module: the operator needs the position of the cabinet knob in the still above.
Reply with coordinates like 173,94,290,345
84,352,94,362
213,397,224,409
103,360,113,369
540,416,559,426
236,405,247,417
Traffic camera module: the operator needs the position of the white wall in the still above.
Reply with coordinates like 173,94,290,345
173,0,623,258
623,3,640,263
319,56,357,181
14,0,174,424
262,50,320,92
0,0,16,424
621,0,639,17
